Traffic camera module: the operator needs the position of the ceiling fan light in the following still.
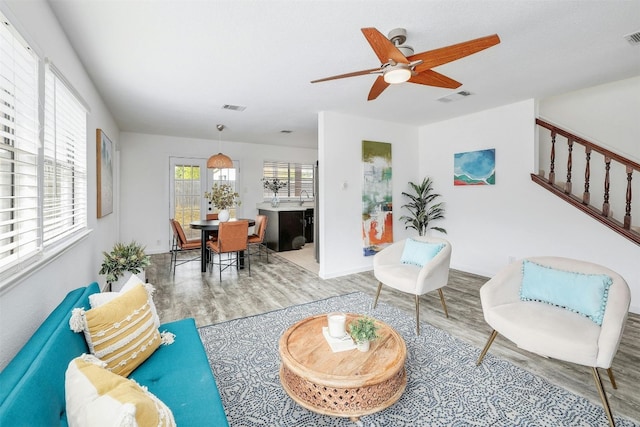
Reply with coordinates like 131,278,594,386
207,153,233,169
383,68,411,84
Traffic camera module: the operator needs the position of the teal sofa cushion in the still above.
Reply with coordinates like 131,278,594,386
520,260,612,325
130,318,228,426
400,238,444,267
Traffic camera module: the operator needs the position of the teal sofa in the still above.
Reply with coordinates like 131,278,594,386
0,282,229,426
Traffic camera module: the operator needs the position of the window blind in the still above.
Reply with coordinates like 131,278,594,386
43,62,87,246
262,161,314,199
0,15,39,269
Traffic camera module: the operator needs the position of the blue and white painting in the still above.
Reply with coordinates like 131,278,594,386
454,148,495,186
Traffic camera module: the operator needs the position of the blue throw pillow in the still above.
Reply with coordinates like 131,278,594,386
400,239,444,267
520,260,612,325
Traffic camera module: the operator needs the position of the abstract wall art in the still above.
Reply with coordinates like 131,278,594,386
454,148,495,186
97,129,114,217
362,140,393,256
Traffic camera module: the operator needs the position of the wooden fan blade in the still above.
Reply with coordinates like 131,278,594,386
409,34,500,73
409,70,461,89
361,27,409,65
311,67,380,83
368,76,390,101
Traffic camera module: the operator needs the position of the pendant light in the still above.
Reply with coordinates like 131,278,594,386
207,124,233,169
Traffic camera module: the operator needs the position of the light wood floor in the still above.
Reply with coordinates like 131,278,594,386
147,250,640,423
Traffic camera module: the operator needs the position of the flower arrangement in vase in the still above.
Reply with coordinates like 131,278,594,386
205,183,241,221
348,316,379,352
262,178,287,207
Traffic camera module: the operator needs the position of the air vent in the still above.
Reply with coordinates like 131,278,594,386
624,31,640,45
280,130,293,134
222,104,247,112
437,90,472,103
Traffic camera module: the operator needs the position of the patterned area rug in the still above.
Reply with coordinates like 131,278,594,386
198,292,637,427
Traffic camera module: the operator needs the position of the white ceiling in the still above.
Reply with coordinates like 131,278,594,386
46,0,640,149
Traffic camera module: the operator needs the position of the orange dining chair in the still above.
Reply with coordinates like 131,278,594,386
169,219,201,274
206,213,219,242
248,215,269,262
206,220,250,280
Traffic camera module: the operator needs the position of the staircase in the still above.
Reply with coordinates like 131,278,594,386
532,118,640,246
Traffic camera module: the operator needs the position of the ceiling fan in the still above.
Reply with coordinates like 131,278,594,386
311,28,500,100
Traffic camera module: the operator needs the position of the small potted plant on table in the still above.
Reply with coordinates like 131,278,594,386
348,316,379,352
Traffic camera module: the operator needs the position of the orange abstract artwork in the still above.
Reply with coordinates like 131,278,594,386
362,140,393,256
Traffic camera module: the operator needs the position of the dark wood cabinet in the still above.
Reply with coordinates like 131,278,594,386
260,209,309,252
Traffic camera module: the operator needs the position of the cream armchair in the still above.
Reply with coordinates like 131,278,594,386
373,236,452,335
476,256,631,427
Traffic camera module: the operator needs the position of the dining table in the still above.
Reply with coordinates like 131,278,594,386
190,218,256,272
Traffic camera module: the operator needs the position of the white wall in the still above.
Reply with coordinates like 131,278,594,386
0,0,119,369
419,99,640,313
318,111,419,279
539,76,640,162
119,132,317,253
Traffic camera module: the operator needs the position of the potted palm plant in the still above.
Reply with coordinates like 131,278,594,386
348,316,379,352
99,241,151,291
399,177,447,236
205,183,241,221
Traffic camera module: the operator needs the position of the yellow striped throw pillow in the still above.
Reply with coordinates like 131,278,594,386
65,354,175,427
75,283,161,377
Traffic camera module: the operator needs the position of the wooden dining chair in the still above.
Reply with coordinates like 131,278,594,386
206,220,250,280
248,215,269,262
169,219,201,274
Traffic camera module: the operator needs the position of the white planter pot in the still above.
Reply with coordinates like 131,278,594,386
356,340,370,352
110,270,145,292
218,209,230,222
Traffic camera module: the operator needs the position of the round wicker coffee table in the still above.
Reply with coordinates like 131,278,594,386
278,313,407,421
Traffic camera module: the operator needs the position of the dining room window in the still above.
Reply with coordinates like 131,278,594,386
172,163,203,240
170,159,240,241
262,161,314,200
208,163,239,218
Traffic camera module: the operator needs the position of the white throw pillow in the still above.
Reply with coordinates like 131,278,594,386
65,354,175,427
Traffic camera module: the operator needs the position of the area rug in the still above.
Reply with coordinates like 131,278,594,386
198,292,638,427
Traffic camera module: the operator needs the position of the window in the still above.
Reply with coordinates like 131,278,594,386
0,14,39,270
172,163,202,240
170,160,239,241
208,163,239,218
262,161,314,200
0,13,88,278
43,63,88,245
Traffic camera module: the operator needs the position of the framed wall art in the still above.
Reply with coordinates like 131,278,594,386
454,148,495,186
97,129,114,217
362,140,393,256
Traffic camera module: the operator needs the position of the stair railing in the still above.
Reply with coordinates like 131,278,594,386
532,118,639,246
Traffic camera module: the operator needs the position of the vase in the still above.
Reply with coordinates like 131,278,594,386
271,195,280,207
218,209,230,222
356,340,370,352
110,270,145,292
